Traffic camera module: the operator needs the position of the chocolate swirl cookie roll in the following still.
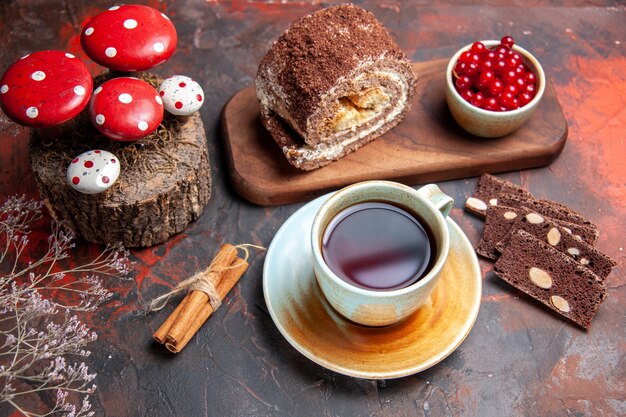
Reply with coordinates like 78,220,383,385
256,4,417,170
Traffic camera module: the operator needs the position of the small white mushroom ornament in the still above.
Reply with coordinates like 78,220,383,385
158,75,204,116
67,150,120,194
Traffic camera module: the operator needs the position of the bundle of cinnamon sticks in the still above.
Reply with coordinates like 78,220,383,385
153,243,248,353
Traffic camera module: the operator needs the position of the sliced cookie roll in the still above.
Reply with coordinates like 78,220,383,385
494,210,616,280
496,207,599,251
497,193,598,236
475,205,521,260
256,4,417,170
494,230,606,330
465,173,533,218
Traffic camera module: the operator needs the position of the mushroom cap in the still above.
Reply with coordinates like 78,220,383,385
158,75,205,116
89,77,164,141
0,50,93,128
67,149,120,194
81,4,177,72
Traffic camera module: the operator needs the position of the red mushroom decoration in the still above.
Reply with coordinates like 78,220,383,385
80,4,177,72
8,4,212,248
0,50,93,128
89,77,164,141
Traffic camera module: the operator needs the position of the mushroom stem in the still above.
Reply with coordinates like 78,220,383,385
105,69,142,81
34,119,79,139
165,112,191,124
94,68,145,87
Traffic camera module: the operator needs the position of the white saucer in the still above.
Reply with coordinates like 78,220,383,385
263,193,482,379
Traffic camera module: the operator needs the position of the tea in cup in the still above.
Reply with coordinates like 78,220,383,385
310,181,453,326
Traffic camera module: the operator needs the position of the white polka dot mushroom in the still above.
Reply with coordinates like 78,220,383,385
80,4,177,72
67,149,120,194
89,77,164,141
158,75,205,116
0,50,93,128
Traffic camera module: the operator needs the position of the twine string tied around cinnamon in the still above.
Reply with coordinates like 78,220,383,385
147,243,265,312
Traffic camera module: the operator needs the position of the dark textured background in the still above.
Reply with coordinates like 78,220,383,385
0,1,624,416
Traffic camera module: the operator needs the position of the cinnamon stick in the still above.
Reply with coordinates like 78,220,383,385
165,258,249,353
153,294,190,344
163,244,238,346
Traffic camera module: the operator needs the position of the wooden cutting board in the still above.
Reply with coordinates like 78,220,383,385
221,59,567,206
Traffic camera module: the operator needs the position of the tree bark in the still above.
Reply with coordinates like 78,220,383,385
29,112,211,247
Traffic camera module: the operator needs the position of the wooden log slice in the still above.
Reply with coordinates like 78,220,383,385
29,110,211,248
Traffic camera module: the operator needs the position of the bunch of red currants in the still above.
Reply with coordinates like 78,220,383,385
452,36,538,112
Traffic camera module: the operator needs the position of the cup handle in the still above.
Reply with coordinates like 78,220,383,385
416,184,454,218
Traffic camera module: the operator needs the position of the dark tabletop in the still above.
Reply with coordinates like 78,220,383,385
0,1,624,416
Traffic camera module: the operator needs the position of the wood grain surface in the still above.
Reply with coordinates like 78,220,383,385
222,60,567,205
0,1,624,417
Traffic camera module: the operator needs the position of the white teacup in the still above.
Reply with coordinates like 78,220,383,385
310,181,454,327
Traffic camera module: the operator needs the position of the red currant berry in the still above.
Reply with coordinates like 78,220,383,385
486,51,497,61
515,65,526,76
477,70,495,91
470,42,486,54
481,60,494,71
519,92,533,107
471,92,485,107
501,35,515,49
506,57,519,68
483,97,499,111
513,77,526,90
499,91,519,110
503,70,518,85
455,75,472,90
459,51,472,63
495,46,509,55
465,62,479,78
504,84,519,95
526,71,537,85
494,60,507,75
453,61,466,76
511,52,523,62
525,83,536,95
488,79,504,96
461,89,474,103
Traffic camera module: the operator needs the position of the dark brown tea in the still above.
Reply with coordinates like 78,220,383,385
321,201,436,291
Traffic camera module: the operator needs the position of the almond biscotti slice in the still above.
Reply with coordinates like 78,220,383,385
496,193,598,241
475,205,521,260
494,230,606,330
495,207,600,251
494,209,616,280
465,174,533,218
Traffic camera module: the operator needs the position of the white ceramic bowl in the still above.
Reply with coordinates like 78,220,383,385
445,40,546,138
